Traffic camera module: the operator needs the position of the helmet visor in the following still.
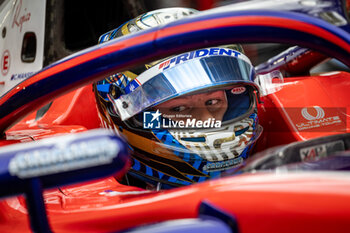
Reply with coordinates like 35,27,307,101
113,48,256,120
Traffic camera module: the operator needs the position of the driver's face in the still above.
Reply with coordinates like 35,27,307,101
157,90,228,121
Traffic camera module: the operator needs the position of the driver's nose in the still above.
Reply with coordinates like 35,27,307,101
193,107,215,122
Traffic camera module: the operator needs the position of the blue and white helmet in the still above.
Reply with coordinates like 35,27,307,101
94,8,262,189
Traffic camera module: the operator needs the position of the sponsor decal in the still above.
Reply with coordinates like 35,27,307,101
158,48,242,71
12,0,31,32
299,140,345,161
124,79,140,94
301,106,324,120
143,110,222,129
203,157,243,172
10,71,34,81
290,106,345,132
231,86,246,94
8,138,119,178
128,83,136,92
1,50,10,76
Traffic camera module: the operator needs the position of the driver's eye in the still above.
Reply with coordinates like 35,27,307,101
170,106,187,112
205,99,220,106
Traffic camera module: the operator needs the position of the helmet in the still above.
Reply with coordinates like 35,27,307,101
97,7,198,43
94,8,262,189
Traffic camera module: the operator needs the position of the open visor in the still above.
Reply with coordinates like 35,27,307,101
112,48,257,121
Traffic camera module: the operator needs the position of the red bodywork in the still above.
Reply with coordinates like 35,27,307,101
0,4,350,232
0,70,349,232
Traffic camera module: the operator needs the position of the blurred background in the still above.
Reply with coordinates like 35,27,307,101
41,0,245,66
5,0,347,71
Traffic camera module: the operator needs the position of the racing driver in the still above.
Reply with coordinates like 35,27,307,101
94,7,263,190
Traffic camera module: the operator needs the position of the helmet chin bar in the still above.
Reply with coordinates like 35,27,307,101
169,117,255,161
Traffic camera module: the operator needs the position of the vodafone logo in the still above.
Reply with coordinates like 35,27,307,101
301,106,325,121
1,50,10,76
231,86,246,94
